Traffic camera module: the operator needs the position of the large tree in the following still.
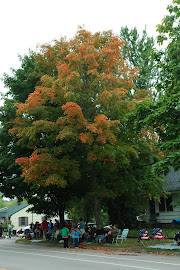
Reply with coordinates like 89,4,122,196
133,0,180,175
10,28,165,226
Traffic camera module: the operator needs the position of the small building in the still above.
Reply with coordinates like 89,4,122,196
0,202,45,231
146,168,180,224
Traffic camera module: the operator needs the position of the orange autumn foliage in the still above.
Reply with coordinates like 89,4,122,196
10,27,156,189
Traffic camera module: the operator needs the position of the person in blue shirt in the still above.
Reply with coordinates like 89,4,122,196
79,218,85,230
71,228,81,248
79,218,85,242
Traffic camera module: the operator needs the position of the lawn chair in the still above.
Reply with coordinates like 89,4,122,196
116,229,129,243
138,229,152,246
112,229,121,244
151,228,168,244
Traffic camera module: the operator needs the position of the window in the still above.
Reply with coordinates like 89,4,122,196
19,217,28,226
159,195,173,212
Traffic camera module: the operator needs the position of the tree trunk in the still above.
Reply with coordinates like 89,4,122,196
59,206,65,225
94,196,103,227
90,162,103,227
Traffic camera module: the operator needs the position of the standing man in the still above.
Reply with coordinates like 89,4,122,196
41,217,48,240
0,224,3,238
79,218,85,240
8,223,12,239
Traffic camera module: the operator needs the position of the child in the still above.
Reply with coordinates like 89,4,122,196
60,224,69,248
71,228,81,248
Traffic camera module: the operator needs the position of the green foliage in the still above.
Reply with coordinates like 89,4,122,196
0,197,5,208
120,26,157,90
66,196,95,223
153,0,180,174
3,51,42,102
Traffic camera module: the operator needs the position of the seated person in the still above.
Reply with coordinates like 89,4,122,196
46,226,58,241
175,231,180,246
87,227,94,242
105,227,113,244
94,226,105,243
55,228,62,241
111,224,119,240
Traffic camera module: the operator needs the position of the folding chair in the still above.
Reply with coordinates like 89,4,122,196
151,228,167,243
116,229,129,243
138,229,151,246
112,229,121,244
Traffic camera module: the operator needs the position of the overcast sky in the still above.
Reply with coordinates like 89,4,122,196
0,0,172,104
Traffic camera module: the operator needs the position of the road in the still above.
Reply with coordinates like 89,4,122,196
0,238,180,270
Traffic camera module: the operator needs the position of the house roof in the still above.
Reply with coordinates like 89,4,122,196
164,167,180,192
0,202,28,219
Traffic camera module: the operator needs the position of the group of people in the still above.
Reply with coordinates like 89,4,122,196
87,224,119,244
57,220,119,248
19,218,119,248
41,217,86,248
0,223,12,239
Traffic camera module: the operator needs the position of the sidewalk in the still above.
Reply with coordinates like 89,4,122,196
148,243,180,250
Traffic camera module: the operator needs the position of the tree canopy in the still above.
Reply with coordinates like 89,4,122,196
6,28,166,225
120,26,157,90
132,0,180,175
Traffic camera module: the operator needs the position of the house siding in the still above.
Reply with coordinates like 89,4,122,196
10,205,44,231
146,192,180,224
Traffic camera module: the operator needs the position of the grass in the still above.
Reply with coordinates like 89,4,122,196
128,227,180,239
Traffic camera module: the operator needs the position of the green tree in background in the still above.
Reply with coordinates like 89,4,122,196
149,0,180,174
0,52,42,201
130,0,180,175
120,26,157,90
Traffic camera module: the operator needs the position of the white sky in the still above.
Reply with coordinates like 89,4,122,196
0,0,172,104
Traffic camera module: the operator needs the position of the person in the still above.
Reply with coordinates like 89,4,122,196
99,226,112,244
48,220,53,230
0,224,3,239
55,219,60,229
60,223,69,248
94,225,105,243
111,224,119,241
79,218,85,230
87,227,94,242
105,226,113,244
41,218,49,240
34,222,42,238
79,218,85,242
8,223,12,239
72,219,78,229
55,228,62,242
46,225,57,241
175,231,180,246
71,228,81,248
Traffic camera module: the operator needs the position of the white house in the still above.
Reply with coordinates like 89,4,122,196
146,168,180,224
0,202,45,231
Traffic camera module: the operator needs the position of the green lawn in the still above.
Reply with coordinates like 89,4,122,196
128,227,180,239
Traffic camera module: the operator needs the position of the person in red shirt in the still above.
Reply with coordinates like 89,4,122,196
41,218,48,240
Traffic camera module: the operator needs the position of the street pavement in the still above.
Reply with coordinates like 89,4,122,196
0,237,180,270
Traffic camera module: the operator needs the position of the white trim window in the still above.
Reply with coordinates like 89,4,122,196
19,217,28,226
159,195,173,212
